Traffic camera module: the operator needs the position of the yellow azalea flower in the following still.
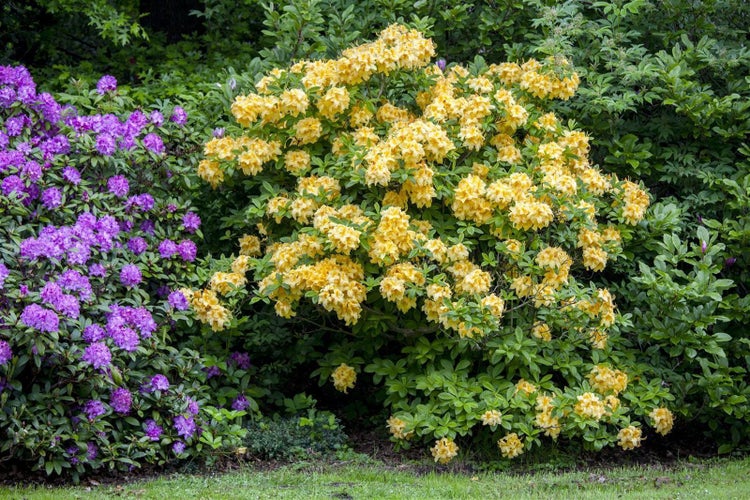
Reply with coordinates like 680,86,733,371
431,438,459,464
480,410,503,426
497,433,524,459
331,363,357,393
617,425,642,450
649,407,674,436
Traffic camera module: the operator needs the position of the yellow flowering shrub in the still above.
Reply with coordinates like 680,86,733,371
195,24,673,462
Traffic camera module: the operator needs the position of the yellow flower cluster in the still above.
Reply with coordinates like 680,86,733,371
189,289,232,332
587,365,628,395
480,410,503,426
574,392,607,420
387,416,413,440
431,438,459,464
534,394,560,439
497,433,524,459
379,262,425,312
515,379,538,395
617,425,643,450
493,58,582,101
532,322,552,341
621,181,650,225
649,407,674,436
331,363,357,393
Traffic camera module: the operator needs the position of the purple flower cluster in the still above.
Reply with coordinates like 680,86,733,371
144,419,163,441
0,262,8,289
120,264,142,287
96,75,118,95
174,415,196,439
105,304,156,351
84,400,106,421
231,394,250,411
110,387,132,414
168,290,189,310
81,342,112,369
0,340,12,365
19,213,122,265
20,303,59,333
158,239,197,262
150,374,170,391
230,351,251,370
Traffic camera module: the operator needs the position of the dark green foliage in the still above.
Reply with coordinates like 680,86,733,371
244,404,348,461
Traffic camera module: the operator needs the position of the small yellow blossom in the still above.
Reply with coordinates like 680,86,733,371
649,407,674,436
431,438,459,464
480,410,503,426
497,433,524,459
617,425,643,450
331,363,357,393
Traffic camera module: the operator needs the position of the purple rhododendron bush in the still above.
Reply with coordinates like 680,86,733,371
0,66,247,479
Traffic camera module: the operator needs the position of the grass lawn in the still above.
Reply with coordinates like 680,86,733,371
4,455,749,499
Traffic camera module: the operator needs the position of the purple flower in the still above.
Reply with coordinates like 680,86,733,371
87,442,98,460
177,240,197,262
182,212,201,233
167,204,177,213
62,166,81,185
35,92,62,123
66,446,80,465
230,351,251,370
59,269,93,300
144,419,163,441
5,115,27,136
42,187,62,209
84,400,106,421
20,304,59,333
158,239,177,258
170,106,187,126
83,324,106,343
2,175,25,198
127,237,148,255
174,415,196,439
96,133,116,156
150,110,164,126
126,193,154,212
172,441,186,455
168,290,189,310
96,75,118,95
107,175,129,198
701,241,707,254
436,58,447,71
21,160,42,181
726,257,737,267
213,127,225,138
89,263,107,277
81,342,111,369
0,340,12,365
232,394,250,411
110,325,139,352
140,219,155,235
204,365,221,378
120,264,142,287
0,263,8,289
186,397,200,415
110,387,132,414
150,374,170,391
143,133,165,154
